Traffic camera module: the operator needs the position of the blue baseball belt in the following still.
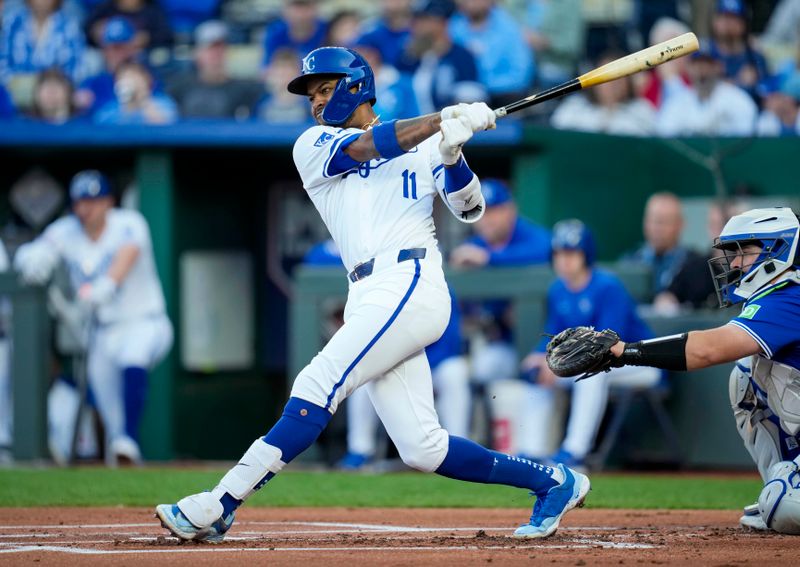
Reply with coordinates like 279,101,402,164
348,248,427,283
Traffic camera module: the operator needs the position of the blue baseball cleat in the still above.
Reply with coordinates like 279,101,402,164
155,503,234,543
513,463,590,538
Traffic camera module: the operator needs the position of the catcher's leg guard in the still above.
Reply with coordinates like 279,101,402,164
729,361,783,480
758,460,800,534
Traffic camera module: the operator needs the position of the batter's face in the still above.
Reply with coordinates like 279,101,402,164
306,77,338,124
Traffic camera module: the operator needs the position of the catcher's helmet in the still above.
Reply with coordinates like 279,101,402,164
709,207,800,307
552,219,596,266
287,46,376,126
69,170,111,201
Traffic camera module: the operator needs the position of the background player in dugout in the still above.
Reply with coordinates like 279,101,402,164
14,171,173,466
550,207,800,535
510,219,659,470
156,46,589,542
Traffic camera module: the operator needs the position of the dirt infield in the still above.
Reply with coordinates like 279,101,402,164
0,507,795,566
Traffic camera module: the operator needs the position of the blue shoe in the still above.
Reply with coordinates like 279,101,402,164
155,503,234,543
513,464,590,538
337,452,370,471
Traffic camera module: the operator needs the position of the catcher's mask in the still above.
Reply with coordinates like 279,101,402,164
708,207,800,307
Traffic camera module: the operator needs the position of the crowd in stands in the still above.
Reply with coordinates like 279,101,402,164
1,0,800,135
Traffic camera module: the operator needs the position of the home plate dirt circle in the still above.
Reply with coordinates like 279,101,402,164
0,507,795,566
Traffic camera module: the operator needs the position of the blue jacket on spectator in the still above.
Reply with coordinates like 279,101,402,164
535,269,653,353
467,218,552,267
373,67,419,121
262,18,328,65
398,43,486,114
356,22,410,69
94,94,178,124
449,6,534,97
0,5,86,81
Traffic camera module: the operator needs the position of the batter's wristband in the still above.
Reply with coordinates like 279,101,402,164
372,120,404,159
619,333,688,371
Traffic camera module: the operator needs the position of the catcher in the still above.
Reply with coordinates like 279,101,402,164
547,207,800,535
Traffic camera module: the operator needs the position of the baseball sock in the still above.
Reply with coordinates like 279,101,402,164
122,367,148,442
219,397,332,516
436,436,564,494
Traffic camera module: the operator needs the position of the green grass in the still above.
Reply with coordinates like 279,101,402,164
0,468,762,509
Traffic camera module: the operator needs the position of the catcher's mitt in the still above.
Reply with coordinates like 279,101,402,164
545,326,622,380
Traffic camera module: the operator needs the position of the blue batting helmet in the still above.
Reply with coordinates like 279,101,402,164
287,46,376,126
69,170,111,201
552,219,596,266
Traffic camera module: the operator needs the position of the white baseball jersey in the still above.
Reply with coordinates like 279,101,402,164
293,125,448,272
27,209,167,324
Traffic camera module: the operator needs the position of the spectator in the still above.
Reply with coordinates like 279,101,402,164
253,47,309,123
515,220,660,469
262,0,327,66
94,59,177,124
0,83,15,119
622,192,717,310
85,0,173,49
761,0,800,55
356,0,413,68
449,179,550,392
709,0,769,100
159,0,220,37
166,20,261,120
30,67,77,123
325,10,362,47
656,41,758,137
551,50,656,136
0,0,86,82
0,238,10,465
354,43,419,121
75,16,142,117
638,17,692,109
397,0,487,114
757,75,800,136
525,0,585,89
449,0,534,107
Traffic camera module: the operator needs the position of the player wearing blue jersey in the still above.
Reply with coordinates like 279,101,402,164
555,208,800,534
497,220,659,467
156,45,589,542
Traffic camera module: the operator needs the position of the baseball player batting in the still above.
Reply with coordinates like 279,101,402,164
156,46,590,541
546,207,800,535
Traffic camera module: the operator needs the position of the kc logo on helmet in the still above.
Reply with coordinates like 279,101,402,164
303,56,315,72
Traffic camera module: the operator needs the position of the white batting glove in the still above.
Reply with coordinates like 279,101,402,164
439,116,473,166
14,243,57,285
440,102,496,133
78,276,118,307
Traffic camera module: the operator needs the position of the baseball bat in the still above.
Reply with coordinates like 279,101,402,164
494,32,699,118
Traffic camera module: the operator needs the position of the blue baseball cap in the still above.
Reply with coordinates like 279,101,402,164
103,16,136,45
552,219,596,266
481,179,513,207
691,39,721,61
70,170,112,201
716,0,746,17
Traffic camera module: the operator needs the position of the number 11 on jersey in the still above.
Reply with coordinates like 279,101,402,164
402,170,417,200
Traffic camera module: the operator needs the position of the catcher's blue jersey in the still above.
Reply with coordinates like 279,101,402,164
729,281,800,370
